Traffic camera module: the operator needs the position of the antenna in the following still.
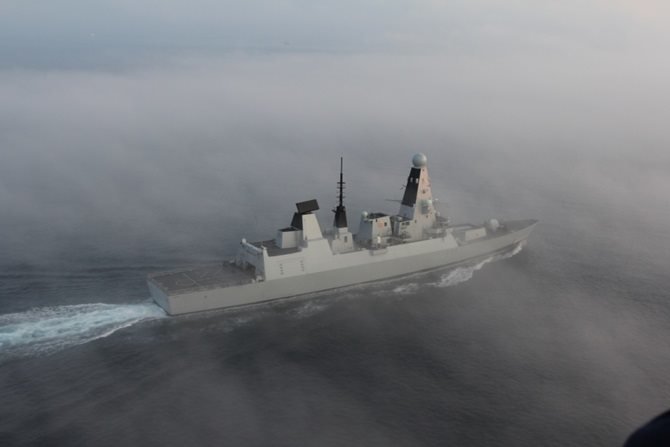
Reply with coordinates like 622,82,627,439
338,157,344,207
333,156,348,228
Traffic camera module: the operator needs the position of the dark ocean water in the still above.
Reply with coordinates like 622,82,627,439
1,209,669,447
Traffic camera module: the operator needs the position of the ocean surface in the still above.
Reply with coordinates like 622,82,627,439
1,198,669,447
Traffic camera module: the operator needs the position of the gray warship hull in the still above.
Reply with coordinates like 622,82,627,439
149,219,537,315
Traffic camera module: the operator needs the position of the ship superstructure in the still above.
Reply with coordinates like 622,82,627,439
148,154,537,315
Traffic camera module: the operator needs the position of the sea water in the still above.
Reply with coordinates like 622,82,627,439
1,222,668,447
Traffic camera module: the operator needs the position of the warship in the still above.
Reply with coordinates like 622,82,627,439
148,153,537,315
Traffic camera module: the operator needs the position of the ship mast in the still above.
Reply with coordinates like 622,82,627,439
333,157,348,228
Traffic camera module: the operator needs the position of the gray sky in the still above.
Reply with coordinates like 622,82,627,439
1,1,668,57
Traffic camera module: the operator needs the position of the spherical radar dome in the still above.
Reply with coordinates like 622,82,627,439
412,153,428,168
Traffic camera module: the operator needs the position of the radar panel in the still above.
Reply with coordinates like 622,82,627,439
296,199,319,214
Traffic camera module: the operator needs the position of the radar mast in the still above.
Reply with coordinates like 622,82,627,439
333,157,348,228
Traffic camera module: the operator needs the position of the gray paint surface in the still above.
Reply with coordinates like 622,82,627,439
150,220,536,315
148,154,536,315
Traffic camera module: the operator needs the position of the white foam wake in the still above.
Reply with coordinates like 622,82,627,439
392,283,421,295
0,302,165,358
433,242,525,288
389,242,526,294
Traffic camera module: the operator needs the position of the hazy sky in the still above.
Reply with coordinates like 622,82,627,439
1,1,669,263
1,1,669,57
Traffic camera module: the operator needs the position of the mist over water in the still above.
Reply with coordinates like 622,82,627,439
0,245,522,360
1,1,670,446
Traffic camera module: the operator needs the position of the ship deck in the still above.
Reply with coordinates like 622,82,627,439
148,262,255,295
250,239,301,256
453,219,537,238
498,219,538,232
148,219,537,297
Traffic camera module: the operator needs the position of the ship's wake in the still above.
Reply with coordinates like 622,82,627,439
392,242,525,294
433,242,524,288
0,302,165,359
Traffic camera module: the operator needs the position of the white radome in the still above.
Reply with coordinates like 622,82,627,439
412,153,428,168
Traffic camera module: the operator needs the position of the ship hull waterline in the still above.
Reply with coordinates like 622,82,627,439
149,220,537,316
